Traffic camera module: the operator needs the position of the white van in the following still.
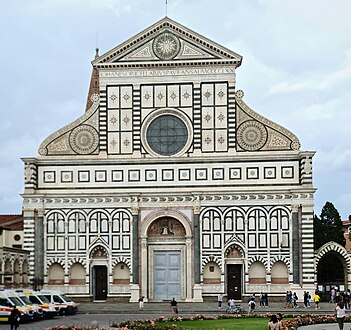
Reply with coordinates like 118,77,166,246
0,290,34,322
39,290,78,315
6,290,43,320
15,290,58,319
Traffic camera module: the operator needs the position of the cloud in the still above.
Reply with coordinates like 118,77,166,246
268,49,351,94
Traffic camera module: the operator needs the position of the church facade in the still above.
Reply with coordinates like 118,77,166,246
22,18,315,302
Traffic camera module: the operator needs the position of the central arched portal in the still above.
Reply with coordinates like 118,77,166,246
140,212,193,301
224,244,245,300
148,217,186,300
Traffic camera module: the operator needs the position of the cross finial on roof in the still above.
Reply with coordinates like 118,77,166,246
95,48,99,59
165,0,168,17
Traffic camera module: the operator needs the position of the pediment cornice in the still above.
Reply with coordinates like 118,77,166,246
93,17,242,68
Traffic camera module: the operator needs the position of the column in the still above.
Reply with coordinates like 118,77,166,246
192,205,203,302
129,206,140,302
34,209,44,289
292,205,301,285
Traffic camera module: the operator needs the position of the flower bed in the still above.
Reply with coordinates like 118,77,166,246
44,314,351,330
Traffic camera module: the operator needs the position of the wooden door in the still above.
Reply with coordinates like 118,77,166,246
227,264,242,300
94,265,107,300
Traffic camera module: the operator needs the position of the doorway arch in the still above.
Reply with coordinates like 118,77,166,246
315,242,351,298
224,243,245,300
140,209,193,301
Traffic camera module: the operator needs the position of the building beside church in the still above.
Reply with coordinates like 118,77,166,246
0,214,29,289
22,17,316,302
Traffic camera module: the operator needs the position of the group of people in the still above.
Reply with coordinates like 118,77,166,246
330,287,350,309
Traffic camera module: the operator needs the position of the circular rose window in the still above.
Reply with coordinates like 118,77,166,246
142,109,192,157
146,115,188,156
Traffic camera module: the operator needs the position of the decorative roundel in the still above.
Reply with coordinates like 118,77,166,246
152,32,181,60
69,125,99,154
291,140,301,150
235,90,245,99
237,120,268,151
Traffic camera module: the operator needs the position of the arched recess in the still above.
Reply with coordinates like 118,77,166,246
69,263,86,285
271,261,289,284
203,262,221,284
4,259,12,288
315,242,350,292
13,259,20,287
113,262,130,285
315,242,351,271
48,263,64,285
22,260,28,286
249,261,267,284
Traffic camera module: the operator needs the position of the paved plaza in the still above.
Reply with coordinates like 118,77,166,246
0,301,348,329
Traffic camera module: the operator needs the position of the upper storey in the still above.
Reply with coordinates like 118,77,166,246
38,17,300,159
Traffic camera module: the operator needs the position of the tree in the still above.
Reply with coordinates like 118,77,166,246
314,201,345,250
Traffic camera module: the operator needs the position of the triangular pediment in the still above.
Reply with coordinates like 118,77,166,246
93,17,242,67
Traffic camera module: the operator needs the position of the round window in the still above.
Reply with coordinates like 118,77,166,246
146,115,188,156
14,234,21,241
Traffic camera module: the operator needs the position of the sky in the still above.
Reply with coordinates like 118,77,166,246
0,0,350,219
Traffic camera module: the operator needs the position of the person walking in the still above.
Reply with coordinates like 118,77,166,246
303,291,308,308
259,292,264,307
9,306,21,330
217,293,223,309
138,295,144,310
336,301,346,330
170,298,178,316
314,292,321,309
264,293,269,307
248,298,256,315
293,292,299,308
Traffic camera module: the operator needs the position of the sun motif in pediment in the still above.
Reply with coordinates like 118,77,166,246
152,32,181,60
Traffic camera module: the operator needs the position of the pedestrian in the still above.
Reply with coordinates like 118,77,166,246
9,306,21,330
248,298,256,315
228,298,235,310
303,291,308,308
293,292,299,308
331,287,336,303
268,314,280,330
345,289,350,309
336,301,346,330
314,292,320,309
217,293,223,309
277,313,288,330
259,292,264,307
170,297,178,316
335,290,342,304
285,291,292,308
264,293,269,307
138,295,144,310
306,291,311,307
